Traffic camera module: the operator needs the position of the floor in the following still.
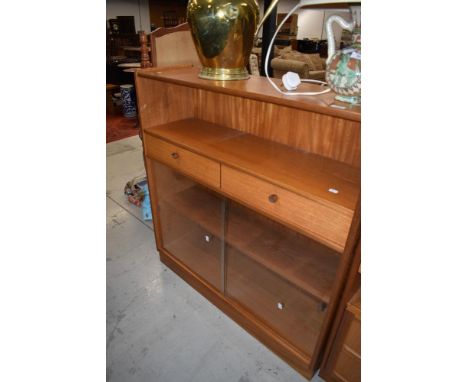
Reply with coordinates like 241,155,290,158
106,113,139,143
106,136,325,382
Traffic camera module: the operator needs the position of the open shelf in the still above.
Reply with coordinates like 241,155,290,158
227,202,340,304
227,246,324,357
162,183,339,304
145,118,360,214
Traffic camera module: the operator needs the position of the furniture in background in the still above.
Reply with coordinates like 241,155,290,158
276,13,298,46
135,67,361,379
321,288,361,382
106,17,141,86
270,46,327,81
297,39,321,54
148,23,200,68
107,16,139,57
320,243,361,381
139,31,151,68
163,11,179,27
148,0,188,30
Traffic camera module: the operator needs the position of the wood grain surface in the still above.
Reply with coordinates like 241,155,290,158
160,184,340,303
145,118,360,210
136,67,361,379
159,248,315,379
321,309,361,382
137,67,361,121
222,165,352,253
227,246,326,357
137,68,360,167
144,135,220,189
196,90,361,166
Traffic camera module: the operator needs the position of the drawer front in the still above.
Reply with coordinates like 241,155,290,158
145,135,220,189
226,246,326,356
334,345,361,382
324,311,361,382
221,166,351,252
344,314,361,355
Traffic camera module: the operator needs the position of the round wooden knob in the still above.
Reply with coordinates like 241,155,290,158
277,302,285,310
171,152,179,159
268,194,278,203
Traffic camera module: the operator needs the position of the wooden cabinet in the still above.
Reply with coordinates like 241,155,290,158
320,289,361,382
320,241,361,382
276,13,299,45
136,67,360,379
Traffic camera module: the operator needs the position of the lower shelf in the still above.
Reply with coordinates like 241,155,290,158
161,203,223,291
159,248,316,379
160,202,327,357
226,246,326,357
150,160,344,378
162,184,340,303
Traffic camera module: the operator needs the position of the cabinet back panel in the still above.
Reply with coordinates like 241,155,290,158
195,89,360,167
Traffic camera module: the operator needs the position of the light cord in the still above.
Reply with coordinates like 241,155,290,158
263,3,331,96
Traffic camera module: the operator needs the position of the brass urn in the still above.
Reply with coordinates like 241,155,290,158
187,0,259,80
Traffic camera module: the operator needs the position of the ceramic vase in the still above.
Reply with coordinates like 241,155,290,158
120,84,137,118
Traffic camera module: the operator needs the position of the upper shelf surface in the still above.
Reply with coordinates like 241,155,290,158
136,67,361,122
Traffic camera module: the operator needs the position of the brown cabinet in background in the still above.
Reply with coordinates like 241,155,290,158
320,289,361,382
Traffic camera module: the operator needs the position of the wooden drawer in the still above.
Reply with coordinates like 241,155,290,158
344,315,361,355
334,345,361,382
221,165,351,252
321,309,361,382
145,135,220,189
226,246,326,356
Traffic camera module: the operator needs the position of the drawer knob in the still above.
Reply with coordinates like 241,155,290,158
171,152,179,159
277,302,285,310
204,234,212,243
268,194,278,203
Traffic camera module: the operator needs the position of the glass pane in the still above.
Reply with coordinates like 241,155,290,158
152,161,223,291
225,202,340,356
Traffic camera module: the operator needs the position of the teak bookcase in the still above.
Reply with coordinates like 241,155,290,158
135,66,361,379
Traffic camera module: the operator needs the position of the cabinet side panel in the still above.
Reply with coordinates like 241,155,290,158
195,90,360,167
136,77,196,129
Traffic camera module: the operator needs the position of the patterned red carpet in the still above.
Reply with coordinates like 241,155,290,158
106,113,139,143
